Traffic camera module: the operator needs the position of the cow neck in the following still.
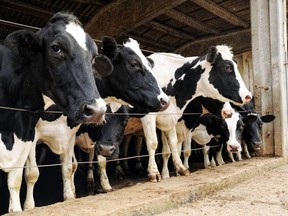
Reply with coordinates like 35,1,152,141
0,60,44,142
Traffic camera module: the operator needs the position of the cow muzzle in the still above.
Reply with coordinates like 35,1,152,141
227,144,241,153
253,142,262,151
82,98,107,124
96,144,117,158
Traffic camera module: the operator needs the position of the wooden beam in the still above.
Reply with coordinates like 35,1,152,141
70,0,106,6
85,0,186,39
126,34,174,52
1,0,54,18
174,28,251,56
145,21,195,39
190,0,249,28
164,9,220,34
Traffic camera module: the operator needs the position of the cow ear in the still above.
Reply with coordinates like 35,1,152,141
102,36,118,59
147,57,154,68
4,30,41,59
206,46,218,64
261,114,275,123
243,114,258,124
93,54,113,79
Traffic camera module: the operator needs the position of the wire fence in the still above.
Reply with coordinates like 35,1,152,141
0,144,222,170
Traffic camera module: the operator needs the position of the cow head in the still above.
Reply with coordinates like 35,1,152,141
204,45,252,105
242,113,275,154
98,36,169,113
95,104,129,158
223,110,258,153
5,12,113,127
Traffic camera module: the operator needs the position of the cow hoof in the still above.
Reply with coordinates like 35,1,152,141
148,173,162,182
178,168,190,176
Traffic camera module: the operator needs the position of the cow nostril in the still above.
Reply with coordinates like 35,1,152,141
83,104,95,116
245,95,252,103
160,97,170,108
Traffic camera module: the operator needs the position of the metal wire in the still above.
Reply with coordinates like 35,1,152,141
0,144,222,170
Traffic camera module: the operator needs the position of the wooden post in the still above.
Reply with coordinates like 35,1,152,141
251,0,288,160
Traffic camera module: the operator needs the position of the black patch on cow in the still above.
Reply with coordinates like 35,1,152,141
168,60,204,109
208,54,242,103
41,104,63,122
0,131,14,151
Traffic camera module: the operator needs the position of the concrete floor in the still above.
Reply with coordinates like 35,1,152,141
6,157,286,216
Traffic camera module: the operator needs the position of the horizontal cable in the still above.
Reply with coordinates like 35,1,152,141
0,144,221,170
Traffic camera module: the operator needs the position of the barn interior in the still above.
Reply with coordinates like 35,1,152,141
0,0,287,215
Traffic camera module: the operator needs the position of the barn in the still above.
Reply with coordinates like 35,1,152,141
0,0,287,215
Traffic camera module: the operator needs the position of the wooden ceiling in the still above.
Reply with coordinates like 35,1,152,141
0,0,251,56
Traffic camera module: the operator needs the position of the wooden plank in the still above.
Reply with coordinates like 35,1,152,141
85,0,186,39
190,0,249,27
164,9,220,34
174,28,251,56
145,21,195,39
251,0,276,157
1,0,54,18
126,33,174,51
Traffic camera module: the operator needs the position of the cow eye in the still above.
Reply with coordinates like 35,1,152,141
51,45,61,53
225,65,232,72
130,60,138,68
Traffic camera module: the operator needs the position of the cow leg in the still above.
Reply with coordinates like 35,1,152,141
97,155,112,192
182,132,192,169
227,152,236,162
216,145,225,165
242,142,251,158
115,160,126,179
141,115,161,182
161,131,171,179
236,151,243,161
24,142,39,210
7,169,23,212
122,135,132,174
87,147,95,187
203,145,210,168
165,127,190,176
60,139,77,200
135,136,145,175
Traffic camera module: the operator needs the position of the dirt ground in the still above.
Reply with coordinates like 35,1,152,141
4,157,287,216
156,162,288,216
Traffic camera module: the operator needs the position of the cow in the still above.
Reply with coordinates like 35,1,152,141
23,36,170,207
75,102,130,192
176,97,257,170
0,12,112,212
232,99,275,158
140,46,252,182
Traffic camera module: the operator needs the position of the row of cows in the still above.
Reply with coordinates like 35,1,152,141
0,12,275,214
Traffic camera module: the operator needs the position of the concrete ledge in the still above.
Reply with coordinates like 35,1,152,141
9,157,286,216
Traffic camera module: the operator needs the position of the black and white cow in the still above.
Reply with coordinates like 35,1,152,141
96,36,169,113
232,99,275,158
76,102,130,192
139,46,252,182
24,36,170,206
0,12,112,212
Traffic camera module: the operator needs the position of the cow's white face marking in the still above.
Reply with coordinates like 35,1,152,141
123,38,152,72
224,111,242,151
65,22,87,50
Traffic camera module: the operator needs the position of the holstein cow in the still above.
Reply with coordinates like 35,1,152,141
25,36,169,203
0,12,112,212
232,99,275,158
76,102,130,192
140,46,252,182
